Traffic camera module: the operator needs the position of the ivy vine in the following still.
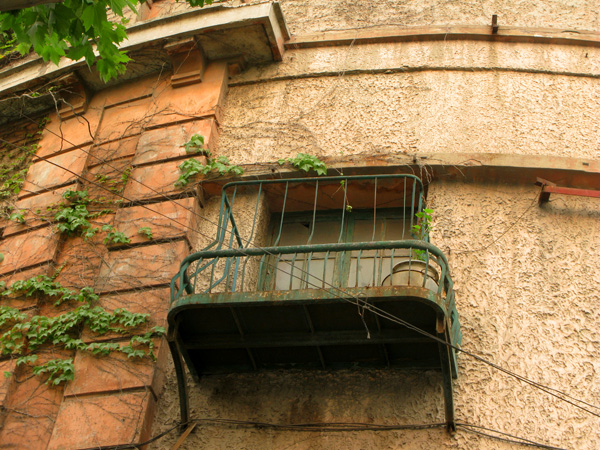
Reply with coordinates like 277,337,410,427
278,153,327,176
0,272,163,385
52,189,129,244
176,142,243,187
0,116,48,200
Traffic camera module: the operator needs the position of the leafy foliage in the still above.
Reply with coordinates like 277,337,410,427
0,0,213,82
138,226,153,240
411,208,433,239
411,208,434,261
32,358,75,386
8,210,25,223
0,169,27,199
0,274,164,385
182,134,206,154
176,149,244,187
4,272,98,306
0,118,46,200
54,189,93,236
278,153,327,176
53,189,129,243
101,224,131,245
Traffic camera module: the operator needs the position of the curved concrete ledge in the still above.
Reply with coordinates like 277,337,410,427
0,2,289,95
287,25,600,50
196,153,600,197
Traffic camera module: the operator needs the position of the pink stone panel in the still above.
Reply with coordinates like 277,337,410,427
132,118,218,167
47,390,155,450
0,352,66,450
3,186,71,237
65,338,167,397
96,240,189,293
21,147,90,197
0,359,17,405
95,97,155,144
53,214,114,290
123,158,205,202
85,157,133,204
148,61,228,127
92,73,169,109
112,197,200,245
0,226,60,275
88,135,140,168
36,108,102,158
82,288,170,341
0,264,53,309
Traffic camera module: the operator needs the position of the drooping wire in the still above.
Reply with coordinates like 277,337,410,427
76,418,569,450
7,115,600,420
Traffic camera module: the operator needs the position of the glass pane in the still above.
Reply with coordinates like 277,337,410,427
275,256,304,290
381,218,412,259
305,259,335,289
275,255,336,290
384,218,409,240
309,220,344,256
277,222,310,246
272,214,412,290
348,257,378,287
352,218,383,258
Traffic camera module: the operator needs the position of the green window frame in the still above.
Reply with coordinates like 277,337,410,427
260,208,413,291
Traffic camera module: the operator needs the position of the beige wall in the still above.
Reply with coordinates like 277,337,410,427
150,1,600,449
153,183,600,450
280,0,600,34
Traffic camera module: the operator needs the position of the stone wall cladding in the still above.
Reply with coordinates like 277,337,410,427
0,57,230,449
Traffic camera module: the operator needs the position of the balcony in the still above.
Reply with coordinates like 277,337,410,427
168,174,462,431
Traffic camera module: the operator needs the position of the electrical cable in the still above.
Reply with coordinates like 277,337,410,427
76,417,570,450
6,117,600,421
456,422,569,450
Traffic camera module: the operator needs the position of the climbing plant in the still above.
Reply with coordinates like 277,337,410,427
0,270,164,385
176,145,243,187
0,116,48,200
278,153,328,176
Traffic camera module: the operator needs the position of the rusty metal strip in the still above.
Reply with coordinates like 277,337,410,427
537,177,600,204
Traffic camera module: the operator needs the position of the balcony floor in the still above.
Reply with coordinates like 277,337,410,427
168,285,456,379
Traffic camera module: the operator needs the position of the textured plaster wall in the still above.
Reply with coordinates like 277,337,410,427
130,0,600,33
220,69,600,161
429,183,600,449
279,0,600,34
146,1,600,449
152,183,600,449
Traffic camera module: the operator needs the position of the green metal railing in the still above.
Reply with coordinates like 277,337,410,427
171,174,461,342
168,174,463,432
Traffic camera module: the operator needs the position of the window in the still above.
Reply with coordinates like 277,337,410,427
262,209,415,291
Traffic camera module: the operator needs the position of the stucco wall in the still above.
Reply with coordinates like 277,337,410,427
152,182,600,449
279,0,600,34
221,68,600,161
149,1,600,449
1,0,597,449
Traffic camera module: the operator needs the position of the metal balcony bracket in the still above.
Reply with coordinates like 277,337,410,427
537,177,600,205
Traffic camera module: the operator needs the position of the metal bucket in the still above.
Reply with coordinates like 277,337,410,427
381,260,440,292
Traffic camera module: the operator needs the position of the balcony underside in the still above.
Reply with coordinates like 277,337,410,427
168,285,458,380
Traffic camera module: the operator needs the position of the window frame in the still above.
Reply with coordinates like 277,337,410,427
259,208,413,291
